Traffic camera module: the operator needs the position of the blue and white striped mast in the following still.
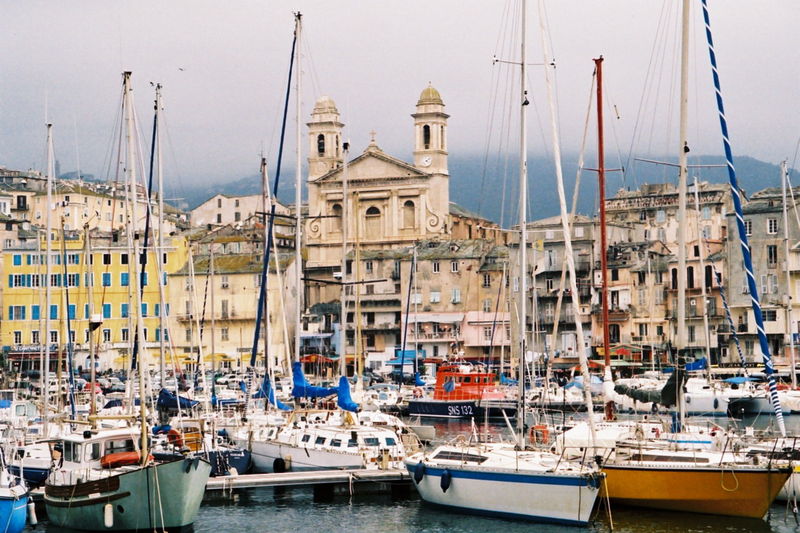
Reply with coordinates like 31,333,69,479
700,0,786,435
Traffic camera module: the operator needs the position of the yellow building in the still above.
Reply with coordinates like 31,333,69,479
1,230,189,372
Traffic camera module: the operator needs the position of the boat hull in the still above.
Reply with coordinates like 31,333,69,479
407,399,477,418
248,440,364,473
7,465,49,488
601,464,789,518
45,458,211,531
405,460,600,525
0,490,28,533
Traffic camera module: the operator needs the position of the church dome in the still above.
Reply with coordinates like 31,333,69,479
417,85,443,106
312,95,339,114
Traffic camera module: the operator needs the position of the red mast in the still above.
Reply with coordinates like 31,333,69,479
595,56,615,420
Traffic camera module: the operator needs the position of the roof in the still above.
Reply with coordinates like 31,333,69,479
171,252,294,276
448,202,496,223
417,85,443,106
311,147,427,184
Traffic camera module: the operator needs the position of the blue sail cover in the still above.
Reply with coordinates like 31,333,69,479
685,357,708,371
291,361,336,399
336,376,359,412
252,375,292,411
157,388,199,410
414,372,425,386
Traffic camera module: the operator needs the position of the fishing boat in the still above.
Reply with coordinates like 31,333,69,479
44,427,211,531
406,362,511,418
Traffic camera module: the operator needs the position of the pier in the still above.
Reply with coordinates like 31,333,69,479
206,469,413,497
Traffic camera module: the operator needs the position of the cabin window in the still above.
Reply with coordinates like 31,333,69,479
87,443,102,461
105,439,134,454
301,435,311,443
315,436,327,446
463,376,471,383
330,439,342,447
364,437,380,447
385,437,397,446
347,439,358,448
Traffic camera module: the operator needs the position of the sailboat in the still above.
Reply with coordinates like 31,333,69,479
406,1,603,524
44,72,211,532
559,1,791,519
0,448,28,533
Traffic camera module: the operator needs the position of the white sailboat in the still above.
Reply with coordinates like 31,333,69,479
406,1,603,524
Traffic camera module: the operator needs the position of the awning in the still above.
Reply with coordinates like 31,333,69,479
300,354,335,364
300,333,334,339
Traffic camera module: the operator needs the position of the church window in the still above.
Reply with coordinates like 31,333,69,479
440,125,445,150
317,134,325,156
365,206,381,239
336,135,340,156
423,125,431,149
332,204,343,232
403,200,416,228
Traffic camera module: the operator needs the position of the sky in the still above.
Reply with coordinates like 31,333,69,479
0,0,798,198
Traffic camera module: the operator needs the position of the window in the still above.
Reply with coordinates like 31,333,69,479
451,288,461,304
365,260,373,273
141,273,148,286
216,214,222,224
575,226,585,237
702,206,711,220
221,327,229,341
234,211,241,222
121,303,129,318
12,331,21,345
767,245,778,268
403,200,415,228
638,323,648,337
67,273,79,287
221,275,230,289
185,328,192,342
217,198,223,208
121,253,129,265
687,266,695,289
611,269,619,281
103,303,111,319
483,326,492,340
483,298,492,313
656,210,666,223
430,291,441,303
103,253,111,265
422,125,431,149
50,330,58,344
141,303,148,317
767,218,778,235
221,300,229,319
763,310,777,322
68,304,76,320
8,306,25,320
102,272,111,287
102,329,111,343
688,325,696,343
744,219,752,236
411,292,422,305
451,261,459,273
639,211,647,221
482,273,491,287
432,261,440,274
12,254,21,266
50,305,58,320
546,278,554,291
31,330,39,344
31,305,40,320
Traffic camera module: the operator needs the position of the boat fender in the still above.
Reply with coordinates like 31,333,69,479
167,428,184,448
104,503,114,528
273,457,288,473
413,462,426,484
651,402,658,413
440,469,452,493
27,501,37,526
713,398,719,410
685,395,691,404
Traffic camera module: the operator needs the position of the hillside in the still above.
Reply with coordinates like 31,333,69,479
179,154,790,227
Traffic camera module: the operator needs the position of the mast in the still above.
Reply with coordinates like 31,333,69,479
43,123,54,437
210,248,216,377
84,223,99,416
782,161,797,388
595,56,614,419
692,177,713,377
294,12,303,364
339,142,349,378
516,0,528,445
675,0,691,430
155,84,166,380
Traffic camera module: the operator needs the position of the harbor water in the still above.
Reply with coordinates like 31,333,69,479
33,415,800,533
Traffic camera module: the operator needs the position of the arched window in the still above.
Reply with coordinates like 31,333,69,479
687,266,695,289
609,324,621,344
365,206,381,239
440,125,445,150
403,200,415,228
335,135,340,157
317,134,325,156
422,125,431,149
705,265,713,288
331,204,342,232
671,268,678,290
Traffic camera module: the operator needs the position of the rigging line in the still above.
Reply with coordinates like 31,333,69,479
624,0,672,178
497,43,517,227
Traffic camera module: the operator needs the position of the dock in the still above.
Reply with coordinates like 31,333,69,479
206,469,413,497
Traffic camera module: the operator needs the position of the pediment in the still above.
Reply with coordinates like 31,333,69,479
312,149,428,184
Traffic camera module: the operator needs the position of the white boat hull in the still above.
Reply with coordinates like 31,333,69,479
406,459,600,525
248,440,364,473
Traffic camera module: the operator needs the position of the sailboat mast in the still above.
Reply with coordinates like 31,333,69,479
340,142,349,378
294,12,303,364
210,248,216,376
676,0,690,356
516,0,528,445
595,57,611,368
692,177,713,377
155,84,166,380
43,123,54,437
782,161,797,388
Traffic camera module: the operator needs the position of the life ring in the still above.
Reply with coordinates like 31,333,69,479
530,424,549,444
100,451,152,469
413,388,423,399
167,429,184,448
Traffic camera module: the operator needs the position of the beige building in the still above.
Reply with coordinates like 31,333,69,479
167,251,295,374
304,87,452,306
190,194,288,228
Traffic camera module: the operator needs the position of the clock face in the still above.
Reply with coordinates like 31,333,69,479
421,156,432,167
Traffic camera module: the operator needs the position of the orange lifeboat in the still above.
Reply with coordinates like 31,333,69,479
100,451,153,468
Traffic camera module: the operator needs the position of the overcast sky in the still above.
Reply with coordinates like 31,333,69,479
1,1,797,196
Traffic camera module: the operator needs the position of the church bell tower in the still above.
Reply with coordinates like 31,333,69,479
307,96,344,180
412,84,449,175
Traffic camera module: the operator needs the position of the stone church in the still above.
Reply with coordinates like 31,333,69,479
304,85,452,305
